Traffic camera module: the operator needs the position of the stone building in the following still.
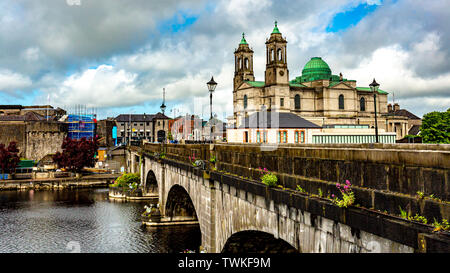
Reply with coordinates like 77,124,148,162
115,113,170,144
0,110,67,161
231,22,420,140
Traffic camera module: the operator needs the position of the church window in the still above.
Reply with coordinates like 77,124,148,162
239,58,242,70
271,49,275,62
295,94,301,110
280,98,284,107
360,97,366,112
244,95,248,109
339,94,344,110
277,48,282,61
245,58,249,69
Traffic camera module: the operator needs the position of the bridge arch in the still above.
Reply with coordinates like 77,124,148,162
221,230,298,253
165,184,199,222
144,170,158,194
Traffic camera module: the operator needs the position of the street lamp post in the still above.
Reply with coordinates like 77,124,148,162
160,88,167,153
207,76,217,142
370,78,380,143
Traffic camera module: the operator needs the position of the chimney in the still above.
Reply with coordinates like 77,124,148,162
387,104,393,112
393,103,400,111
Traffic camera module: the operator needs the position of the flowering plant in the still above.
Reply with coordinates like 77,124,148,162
258,167,278,187
332,180,355,208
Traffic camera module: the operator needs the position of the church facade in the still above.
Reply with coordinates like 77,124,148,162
231,22,414,140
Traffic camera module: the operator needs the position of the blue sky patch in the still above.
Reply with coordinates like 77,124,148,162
158,10,199,34
326,2,380,33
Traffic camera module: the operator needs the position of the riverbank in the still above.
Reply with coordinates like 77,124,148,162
0,173,120,191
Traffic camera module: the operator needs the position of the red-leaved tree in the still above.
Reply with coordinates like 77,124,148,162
0,142,20,174
53,136,99,173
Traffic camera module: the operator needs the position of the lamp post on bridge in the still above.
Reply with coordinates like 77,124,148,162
370,79,380,144
160,88,167,154
207,76,217,142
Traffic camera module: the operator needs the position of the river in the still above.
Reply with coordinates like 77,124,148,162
0,188,201,253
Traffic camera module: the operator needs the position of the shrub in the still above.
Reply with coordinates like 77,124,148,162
258,167,278,187
111,173,140,188
0,142,20,174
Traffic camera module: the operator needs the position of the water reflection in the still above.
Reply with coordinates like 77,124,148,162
0,189,201,253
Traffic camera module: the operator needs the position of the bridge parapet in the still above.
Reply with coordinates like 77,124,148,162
141,143,450,252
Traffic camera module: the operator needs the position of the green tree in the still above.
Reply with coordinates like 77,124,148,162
420,108,450,144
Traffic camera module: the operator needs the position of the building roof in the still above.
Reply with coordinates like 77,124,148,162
238,111,322,129
0,112,47,121
356,87,389,95
0,105,23,110
302,57,331,79
408,125,421,135
115,113,170,122
389,109,421,120
245,81,265,88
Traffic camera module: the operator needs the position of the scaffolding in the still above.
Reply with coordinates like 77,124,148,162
67,105,97,140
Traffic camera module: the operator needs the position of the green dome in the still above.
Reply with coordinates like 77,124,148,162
301,57,332,80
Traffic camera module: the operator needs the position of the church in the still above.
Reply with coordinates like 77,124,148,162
229,22,418,142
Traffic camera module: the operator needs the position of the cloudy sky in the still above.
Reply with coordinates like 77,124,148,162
0,0,449,120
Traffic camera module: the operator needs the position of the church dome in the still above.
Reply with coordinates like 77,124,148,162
301,57,332,80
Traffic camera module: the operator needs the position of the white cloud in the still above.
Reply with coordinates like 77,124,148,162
0,69,32,93
47,65,150,108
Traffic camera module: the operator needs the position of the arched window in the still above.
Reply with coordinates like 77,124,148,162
244,58,249,69
339,94,344,110
277,48,282,61
243,95,248,109
271,49,275,62
360,97,366,112
295,94,301,110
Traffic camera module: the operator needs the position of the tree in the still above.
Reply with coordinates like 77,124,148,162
420,108,450,144
53,136,99,173
0,142,20,174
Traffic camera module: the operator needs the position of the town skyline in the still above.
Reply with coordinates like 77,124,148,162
0,0,449,120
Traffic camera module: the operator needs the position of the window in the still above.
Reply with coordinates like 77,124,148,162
277,48,282,61
257,131,261,143
295,131,299,143
360,97,366,112
239,58,242,70
263,131,267,143
339,94,344,110
245,58,249,69
244,131,249,143
271,49,274,62
158,121,160,126
301,131,305,143
244,95,248,109
278,130,287,143
280,98,284,107
295,94,301,110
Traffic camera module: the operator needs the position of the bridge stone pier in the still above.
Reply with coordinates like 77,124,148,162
139,143,450,253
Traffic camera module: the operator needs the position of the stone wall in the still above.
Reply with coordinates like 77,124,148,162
25,122,67,161
0,123,27,158
142,155,435,252
143,143,450,231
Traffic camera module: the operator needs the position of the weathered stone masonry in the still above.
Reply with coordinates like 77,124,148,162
140,143,450,253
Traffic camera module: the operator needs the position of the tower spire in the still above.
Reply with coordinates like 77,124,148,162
272,20,280,34
240,32,248,45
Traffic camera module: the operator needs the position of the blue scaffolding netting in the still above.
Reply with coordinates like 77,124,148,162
67,114,96,140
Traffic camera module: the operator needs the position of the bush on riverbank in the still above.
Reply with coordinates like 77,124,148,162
110,173,140,190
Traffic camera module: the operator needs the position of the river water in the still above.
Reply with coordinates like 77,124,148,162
0,188,201,253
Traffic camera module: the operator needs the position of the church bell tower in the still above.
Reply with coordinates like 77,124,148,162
233,33,255,91
264,21,289,86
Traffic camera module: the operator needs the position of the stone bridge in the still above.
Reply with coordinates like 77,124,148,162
136,143,450,253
